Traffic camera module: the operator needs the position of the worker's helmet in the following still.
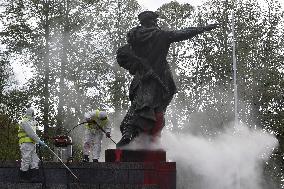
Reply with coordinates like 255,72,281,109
98,111,107,121
25,108,35,118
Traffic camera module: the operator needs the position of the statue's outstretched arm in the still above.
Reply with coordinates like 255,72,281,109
169,23,219,43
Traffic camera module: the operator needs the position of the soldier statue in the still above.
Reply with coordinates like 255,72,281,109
116,11,218,148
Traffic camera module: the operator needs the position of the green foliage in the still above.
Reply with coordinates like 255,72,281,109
157,2,196,131
0,114,20,160
0,0,141,162
0,0,283,187
157,0,284,187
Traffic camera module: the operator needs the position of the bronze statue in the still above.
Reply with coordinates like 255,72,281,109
116,11,218,148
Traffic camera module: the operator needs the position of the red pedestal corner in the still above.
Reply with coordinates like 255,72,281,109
105,149,176,189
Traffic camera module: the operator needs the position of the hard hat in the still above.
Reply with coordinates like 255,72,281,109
98,111,107,120
25,108,35,117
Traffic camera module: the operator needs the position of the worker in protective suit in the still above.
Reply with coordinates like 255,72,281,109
18,107,46,182
82,110,111,162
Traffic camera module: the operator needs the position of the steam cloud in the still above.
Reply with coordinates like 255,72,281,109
161,123,278,189
70,111,278,188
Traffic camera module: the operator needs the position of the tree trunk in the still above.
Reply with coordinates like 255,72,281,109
43,0,51,135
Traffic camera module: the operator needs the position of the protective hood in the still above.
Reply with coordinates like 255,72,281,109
25,108,34,118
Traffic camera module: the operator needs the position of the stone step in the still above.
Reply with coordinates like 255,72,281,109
0,182,159,189
105,149,166,162
0,161,175,185
0,183,42,189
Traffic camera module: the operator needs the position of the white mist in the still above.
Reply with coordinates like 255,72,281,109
161,123,278,189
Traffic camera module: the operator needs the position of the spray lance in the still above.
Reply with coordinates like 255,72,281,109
88,120,117,145
64,121,87,136
41,121,96,181
64,120,117,145
96,124,117,145
40,142,79,180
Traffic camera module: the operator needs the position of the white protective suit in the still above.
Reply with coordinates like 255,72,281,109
83,110,111,161
18,108,41,171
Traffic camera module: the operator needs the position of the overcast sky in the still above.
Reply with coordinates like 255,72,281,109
136,0,284,11
136,0,204,10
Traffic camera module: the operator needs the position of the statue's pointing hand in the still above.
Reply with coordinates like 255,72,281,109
204,23,219,31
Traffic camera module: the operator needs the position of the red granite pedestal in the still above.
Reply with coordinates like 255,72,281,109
105,149,176,189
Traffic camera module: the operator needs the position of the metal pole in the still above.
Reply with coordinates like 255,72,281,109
45,145,79,180
232,8,241,189
232,11,238,127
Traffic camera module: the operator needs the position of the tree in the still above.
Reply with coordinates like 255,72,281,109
156,0,283,188
0,114,20,160
157,2,196,132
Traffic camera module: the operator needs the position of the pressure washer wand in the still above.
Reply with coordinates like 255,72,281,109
89,120,117,145
97,124,117,145
45,145,79,180
64,122,87,136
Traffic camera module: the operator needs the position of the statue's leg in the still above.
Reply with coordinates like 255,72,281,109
117,104,137,148
149,111,165,143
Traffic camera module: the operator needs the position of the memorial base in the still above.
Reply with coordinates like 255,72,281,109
0,150,176,189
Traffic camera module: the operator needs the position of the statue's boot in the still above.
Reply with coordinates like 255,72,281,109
116,126,133,148
116,136,131,148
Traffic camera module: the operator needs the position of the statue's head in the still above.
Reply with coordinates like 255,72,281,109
138,11,159,28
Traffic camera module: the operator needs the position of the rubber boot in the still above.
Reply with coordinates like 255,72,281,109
30,169,42,183
18,170,30,183
82,155,89,162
